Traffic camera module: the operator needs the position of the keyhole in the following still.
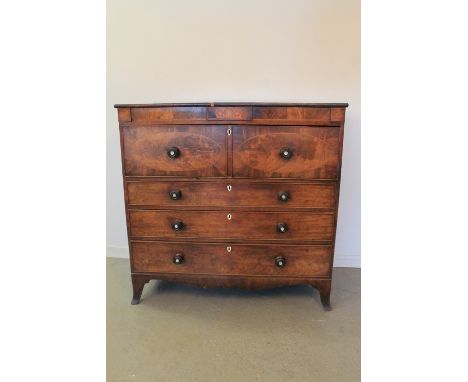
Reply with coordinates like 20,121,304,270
227,246,232,253
227,213,232,220
227,185,232,192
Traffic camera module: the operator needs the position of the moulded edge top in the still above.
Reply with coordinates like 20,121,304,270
114,102,349,108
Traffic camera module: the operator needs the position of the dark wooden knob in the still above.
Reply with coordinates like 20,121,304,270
279,147,293,160
169,190,182,200
277,223,288,233
278,191,290,202
173,254,184,265
167,147,180,159
275,256,286,268
171,220,184,231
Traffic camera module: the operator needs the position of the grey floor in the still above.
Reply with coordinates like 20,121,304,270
107,258,360,382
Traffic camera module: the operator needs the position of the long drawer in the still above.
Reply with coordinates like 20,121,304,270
131,241,332,277
129,210,334,242
127,181,336,209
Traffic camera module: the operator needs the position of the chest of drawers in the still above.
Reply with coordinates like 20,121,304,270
115,102,348,310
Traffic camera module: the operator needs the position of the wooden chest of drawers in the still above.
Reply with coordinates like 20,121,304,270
115,102,348,309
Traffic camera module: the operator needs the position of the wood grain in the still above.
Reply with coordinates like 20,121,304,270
207,106,252,120
252,106,330,122
233,126,340,179
131,241,332,277
122,125,227,177
116,103,348,309
131,107,206,122
127,180,336,210
129,210,334,242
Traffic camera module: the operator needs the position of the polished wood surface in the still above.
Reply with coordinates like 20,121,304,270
207,106,253,120
115,102,349,108
122,125,227,177
127,180,336,210
233,126,340,179
116,102,348,309
131,241,332,277
117,103,348,125
129,210,334,241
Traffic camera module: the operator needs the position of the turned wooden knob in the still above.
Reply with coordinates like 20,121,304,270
173,254,184,265
279,147,293,160
171,220,184,231
169,190,182,200
275,256,286,268
278,191,290,202
277,222,288,233
167,147,180,159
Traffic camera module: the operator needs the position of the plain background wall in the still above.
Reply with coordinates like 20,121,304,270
107,0,360,266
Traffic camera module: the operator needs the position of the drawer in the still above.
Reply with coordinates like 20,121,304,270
127,181,336,209
129,210,334,242
233,126,340,179
122,125,227,177
131,241,332,277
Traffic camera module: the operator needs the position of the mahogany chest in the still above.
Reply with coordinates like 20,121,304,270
115,102,348,309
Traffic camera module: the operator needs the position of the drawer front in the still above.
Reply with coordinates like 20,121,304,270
233,126,340,179
132,241,332,277
122,125,227,177
129,210,334,241
127,181,336,209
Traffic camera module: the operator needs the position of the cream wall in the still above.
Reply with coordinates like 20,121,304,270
107,0,360,266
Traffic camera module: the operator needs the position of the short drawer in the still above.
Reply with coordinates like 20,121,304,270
122,125,227,177
233,125,340,179
131,241,332,277
127,181,336,210
129,210,334,242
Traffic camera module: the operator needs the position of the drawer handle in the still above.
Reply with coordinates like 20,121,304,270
275,256,286,268
277,223,288,233
279,147,293,160
278,191,290,202
169,190,182,200
173,254,184,265
171,220,184,231
167,147,181,159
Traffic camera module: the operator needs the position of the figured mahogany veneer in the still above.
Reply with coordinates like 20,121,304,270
233,126,340,179
122,125,227,177
116,102,348,310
